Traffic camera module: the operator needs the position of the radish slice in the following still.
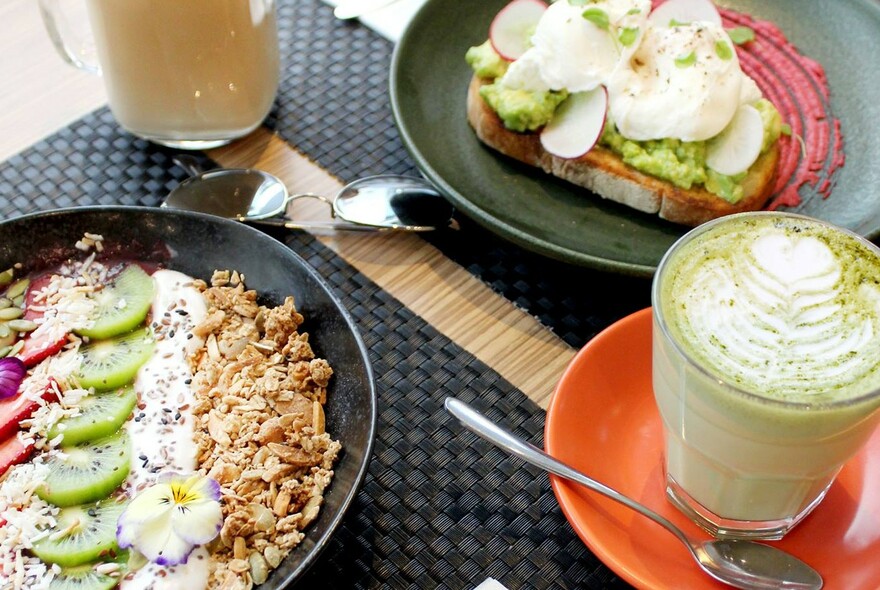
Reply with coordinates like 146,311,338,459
540,87,608,160
489,0,548,62
706,104,764,176
649,0,722,27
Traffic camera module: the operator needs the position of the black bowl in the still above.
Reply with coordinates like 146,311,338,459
0,206,376,586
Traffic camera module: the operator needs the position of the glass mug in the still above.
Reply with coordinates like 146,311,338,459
652,212,880,540
38,0,280,149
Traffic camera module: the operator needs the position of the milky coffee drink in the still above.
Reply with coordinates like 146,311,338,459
84,0,279,148
652,212,880,539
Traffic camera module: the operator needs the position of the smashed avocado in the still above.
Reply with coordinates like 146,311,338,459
465,40,783,202
755,98,782,153
601,127,709,192
465,41,509,80
480,84,568,133
598,100,781,204
599,124,751,203
467,41,565,132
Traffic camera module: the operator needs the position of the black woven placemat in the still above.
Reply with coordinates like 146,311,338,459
287,231,630,589
0,112,209,211
0,98,632,589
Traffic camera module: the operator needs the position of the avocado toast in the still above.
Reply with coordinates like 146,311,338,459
466,0,784,226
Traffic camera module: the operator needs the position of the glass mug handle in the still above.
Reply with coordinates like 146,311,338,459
37,0,101,75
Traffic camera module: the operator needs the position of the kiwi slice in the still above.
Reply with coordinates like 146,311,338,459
36,431,131,507
76,328,155,391
48,385,137,446
32,498,127,568
76,265,155,340
47,564,120,590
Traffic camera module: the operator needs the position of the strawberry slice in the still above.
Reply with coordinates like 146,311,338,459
19,272,52,323
17,334,68,369
0,435,33,477
0,379,58,441
0,395,40,442
15,273,69,369
0,379,58,476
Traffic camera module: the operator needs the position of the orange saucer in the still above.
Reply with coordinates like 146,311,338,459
545,307,880,590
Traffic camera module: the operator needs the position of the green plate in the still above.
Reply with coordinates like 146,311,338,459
390,0,880,276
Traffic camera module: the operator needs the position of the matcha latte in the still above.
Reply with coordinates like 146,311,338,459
652,212,880,539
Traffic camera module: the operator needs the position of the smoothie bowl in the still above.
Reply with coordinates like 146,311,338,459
0,207,376,589
652,211,880,539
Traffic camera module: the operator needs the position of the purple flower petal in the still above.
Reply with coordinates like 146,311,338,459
0,357,25,399
193,476,221,502
116,523,134,550
116,474,223,566
154,543,194,567
146,534,196,567
172,499,224,545
157,471,185,484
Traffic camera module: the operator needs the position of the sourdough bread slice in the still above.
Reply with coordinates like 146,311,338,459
466,76,780,226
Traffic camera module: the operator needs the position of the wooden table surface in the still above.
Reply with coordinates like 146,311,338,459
0,0,577,410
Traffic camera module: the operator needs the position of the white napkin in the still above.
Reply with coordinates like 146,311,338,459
474,578,510,590
323,0,427,42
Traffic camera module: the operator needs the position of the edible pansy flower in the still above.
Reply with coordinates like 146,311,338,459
0,357,26,399
116,473,222,566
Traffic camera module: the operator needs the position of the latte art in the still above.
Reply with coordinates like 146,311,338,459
663,217,880,402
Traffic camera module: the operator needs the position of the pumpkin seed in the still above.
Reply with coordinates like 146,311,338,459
248,552,269,585
5,279,29,300
263,545,282,568
7,319,37,333
0,308,23,321
247,503,275,533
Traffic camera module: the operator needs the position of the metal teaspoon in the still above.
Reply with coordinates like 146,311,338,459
444,397,823,590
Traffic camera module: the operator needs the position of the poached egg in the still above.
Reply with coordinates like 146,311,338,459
607,21,760,141
497,0,763,144
500,0,651,93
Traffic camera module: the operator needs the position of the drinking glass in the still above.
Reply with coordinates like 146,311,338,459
652,212,880,539
38,0,280,149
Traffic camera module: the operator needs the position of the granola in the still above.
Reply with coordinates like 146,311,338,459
187,271,341,589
